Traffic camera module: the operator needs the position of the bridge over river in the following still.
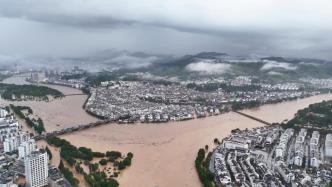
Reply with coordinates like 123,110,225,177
233,110,272,126
35,110,273,140
34,119,113,141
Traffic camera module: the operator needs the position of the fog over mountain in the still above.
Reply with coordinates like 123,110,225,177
0,0,332,60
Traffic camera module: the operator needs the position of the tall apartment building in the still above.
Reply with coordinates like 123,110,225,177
3,136,18,153
3,131,30,153
325,134,332,158
18,139,37,159
0,108,8,118
24,150,49,187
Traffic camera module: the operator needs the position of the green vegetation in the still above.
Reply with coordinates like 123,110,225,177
25,117,46,134
47,136,133,187
61,73,87,80
47,136,101,165
195,148,215,187
45,146,52,160
187,82,261,93
0,83,63,100
59,160,80,187
106,151,122,159
231,128,241,134
75,163,84,174
285,100,332,129
84,172,119,187
232,100,261,110
34,118,45,134
4,106,10,113
232,95,301,110
46,136,125,166
90,163,99,172
86,72,119,86
10,104,30,118
93,152,106,158
10,105,46,134
86,71,176,87
117,152,133,170
99,159,108,165
326,181,332,187
0,74,11,82
213,138,220,145
82,52,332,84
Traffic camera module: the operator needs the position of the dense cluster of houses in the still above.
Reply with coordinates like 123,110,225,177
85,80,311,122
86,81,225,122
211,126,332,186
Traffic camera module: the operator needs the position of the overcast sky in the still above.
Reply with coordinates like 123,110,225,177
0,0,332,59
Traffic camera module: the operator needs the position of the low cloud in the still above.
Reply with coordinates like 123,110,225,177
185,60,231,74
260,61,297,71
0,50,161,72
104,54,158,70
129,72,179,82
267,71,283,75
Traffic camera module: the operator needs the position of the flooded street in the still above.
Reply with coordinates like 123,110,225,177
2,75,332,187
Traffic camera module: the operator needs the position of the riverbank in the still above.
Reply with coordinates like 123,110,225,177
1,75,98,132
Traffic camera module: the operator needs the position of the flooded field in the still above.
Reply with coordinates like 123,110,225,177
2,75,332,187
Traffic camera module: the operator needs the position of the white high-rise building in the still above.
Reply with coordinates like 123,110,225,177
3,131,30,153
18,139,37,159
310,157,320,168
25,151,49,187
17,131,30,145
3,136,18,153
325,134,332,158
0,108,8,118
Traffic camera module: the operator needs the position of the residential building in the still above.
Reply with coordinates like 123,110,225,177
325,134,332,158
25,151,49,187
18,139,37,159
3,137,18,153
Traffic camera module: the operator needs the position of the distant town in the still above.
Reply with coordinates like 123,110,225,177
9,67,332,124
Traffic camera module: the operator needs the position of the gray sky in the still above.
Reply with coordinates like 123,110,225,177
0,0,332,59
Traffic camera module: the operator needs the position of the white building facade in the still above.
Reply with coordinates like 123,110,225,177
18,139,37,159
24,151,49,187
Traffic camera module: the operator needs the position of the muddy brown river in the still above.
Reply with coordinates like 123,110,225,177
2,75,332,187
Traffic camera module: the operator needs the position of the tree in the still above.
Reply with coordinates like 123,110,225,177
59,160,64,170
118,162,125,170
99,159,108,166
58,160,79,187
213,138,220,145
106,151,122,159
231,128,240,134
75,163,84,174
195,148,215,187
127,152,134,158
45,146,52,160
93,152,105,157
90,163,99,172
84,172,119,187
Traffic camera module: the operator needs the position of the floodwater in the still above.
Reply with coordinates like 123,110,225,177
1,75,97,132
2,75,332,187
